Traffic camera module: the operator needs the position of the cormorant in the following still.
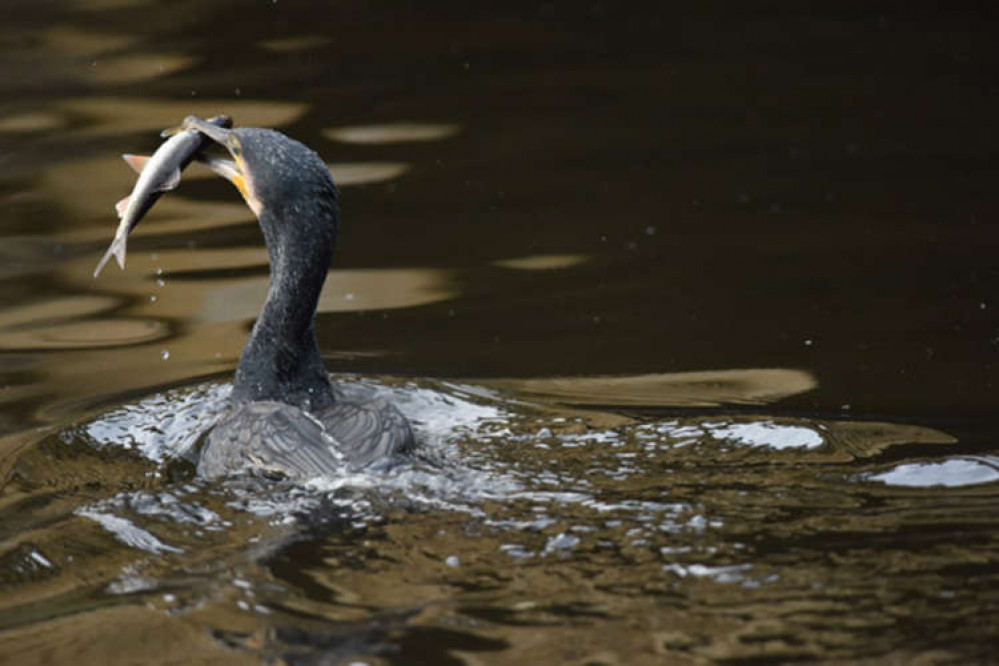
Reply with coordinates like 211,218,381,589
176,116,414,479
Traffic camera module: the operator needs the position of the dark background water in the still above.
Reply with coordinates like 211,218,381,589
0,1,997,664
1,1,996,421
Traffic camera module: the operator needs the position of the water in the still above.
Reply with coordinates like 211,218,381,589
1,2,998,664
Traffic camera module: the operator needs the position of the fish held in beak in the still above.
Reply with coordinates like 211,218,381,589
180,115,260,216
93,114,233,278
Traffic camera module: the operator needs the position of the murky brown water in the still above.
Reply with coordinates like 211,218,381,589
1,2,998,664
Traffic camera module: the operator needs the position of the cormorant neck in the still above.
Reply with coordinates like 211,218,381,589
231,206,336,412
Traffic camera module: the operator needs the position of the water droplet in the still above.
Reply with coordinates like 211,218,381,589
160,349,170,360
344,292,355,301
149,295,157,302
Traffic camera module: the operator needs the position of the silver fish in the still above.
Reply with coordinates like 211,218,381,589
93,114,233,278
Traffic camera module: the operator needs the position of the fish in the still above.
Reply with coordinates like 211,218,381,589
93,114,233,278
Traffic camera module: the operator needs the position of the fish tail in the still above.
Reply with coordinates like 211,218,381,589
113,235,128,269
92,235,127,278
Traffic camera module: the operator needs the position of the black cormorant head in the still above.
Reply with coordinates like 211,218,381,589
182,116,340,251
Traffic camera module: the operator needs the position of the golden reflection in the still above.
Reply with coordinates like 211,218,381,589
825,420,956,458
323,123,461,145
0,295,168,351
0,605,251,666
483,368,818,407
492,254,590,270
327,162,410,186
196,266,458,322
83,247,457,320
41,153,144,222
0,295,118,328
258,36,331,53
87,54,198,86
0,112,66,134
0,319,166,350
40,156,254,239
39,26,136,56
182,162,411,188
57,98,308,136
16,245,458,416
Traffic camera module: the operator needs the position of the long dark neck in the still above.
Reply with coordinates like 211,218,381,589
231,208,335,412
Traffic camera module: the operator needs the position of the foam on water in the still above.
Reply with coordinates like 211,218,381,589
82,383,232,462
76,508,184,555
75,377,966,580
866,456,999,488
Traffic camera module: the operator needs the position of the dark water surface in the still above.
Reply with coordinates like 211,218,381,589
1,2,997,664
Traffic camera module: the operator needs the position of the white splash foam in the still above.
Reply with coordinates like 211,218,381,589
868,457,999,488
706,421,823,450
77,509,183,554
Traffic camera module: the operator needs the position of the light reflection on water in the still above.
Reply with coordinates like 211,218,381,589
1,3,998,662
3,374,982,663
867,456,999,488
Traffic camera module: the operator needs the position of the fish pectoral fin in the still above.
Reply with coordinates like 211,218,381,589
122,154,150,174
159,167,182,191
115,196,130,217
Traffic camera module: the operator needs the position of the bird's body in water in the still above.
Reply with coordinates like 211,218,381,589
101,117,414,479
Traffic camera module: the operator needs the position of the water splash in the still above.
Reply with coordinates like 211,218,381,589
865,456,999,488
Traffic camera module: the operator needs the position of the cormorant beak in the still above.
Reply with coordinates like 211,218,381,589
166,115,261,215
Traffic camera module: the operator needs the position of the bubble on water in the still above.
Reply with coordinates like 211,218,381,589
160,349,169,360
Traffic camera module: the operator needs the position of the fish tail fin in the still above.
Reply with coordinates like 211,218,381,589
113,235,128,270
92,235,127,278
93,243,116,278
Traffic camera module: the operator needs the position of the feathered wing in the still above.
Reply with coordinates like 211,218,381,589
318,395,415,469
199,401,345,480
